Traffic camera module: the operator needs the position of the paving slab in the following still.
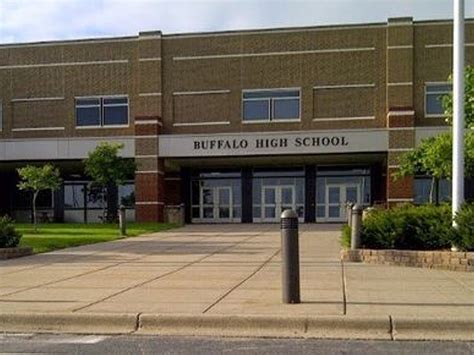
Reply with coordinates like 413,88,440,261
0,223,472,340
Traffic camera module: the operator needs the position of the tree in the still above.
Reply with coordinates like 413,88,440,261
84,142,135,223
442,65,474,128
17,164,62,231
396,66,474,203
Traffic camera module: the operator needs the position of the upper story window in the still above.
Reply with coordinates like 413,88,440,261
425,83,452,117
242,89,300,122
76,96,128,127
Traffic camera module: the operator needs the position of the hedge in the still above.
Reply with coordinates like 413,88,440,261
342,204,473,251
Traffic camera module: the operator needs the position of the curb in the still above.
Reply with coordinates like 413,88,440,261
0,313,472,341
392,317,474,341
0,313,137,335
137,314,392,340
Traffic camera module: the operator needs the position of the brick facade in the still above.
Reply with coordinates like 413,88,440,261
0,17,473,222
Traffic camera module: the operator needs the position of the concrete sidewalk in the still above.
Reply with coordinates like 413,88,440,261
0,224,473,340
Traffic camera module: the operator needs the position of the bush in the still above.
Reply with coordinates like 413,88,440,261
454,204,474,251
341,224,351,248
0,216,22,248
360,204,453,250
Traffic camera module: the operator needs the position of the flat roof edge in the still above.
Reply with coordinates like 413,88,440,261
1,17,473,48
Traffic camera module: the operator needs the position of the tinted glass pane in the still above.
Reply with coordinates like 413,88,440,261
273,98,299,119
265,207,276,218
264,188,276,204
76,98,100,106
426,84,452,93
329,206,340,218
328,187,340,203
243,100,269,121
219,189,230,205
233,207,241,219
76,107,100,126
103,97,128,105
192,207,200,218
317,205,325,218
253,206,261,218
219,207,230,218
119,184,135,207
439,179,452,202
281,188,293,204
346,187,358,203
64,185,84,208
103,106,128,125
426,94,445,115
203,207,213,218
243,90,299,99
87,186,105,208
202,188,213,205
414,179,431,204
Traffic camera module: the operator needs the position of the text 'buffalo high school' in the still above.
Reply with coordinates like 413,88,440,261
0,17,473,224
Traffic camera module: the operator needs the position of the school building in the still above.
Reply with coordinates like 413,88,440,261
0,17,473,223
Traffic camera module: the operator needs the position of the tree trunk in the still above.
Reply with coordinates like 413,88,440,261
429,177,436,204
101,187,107,224
32,190,38,233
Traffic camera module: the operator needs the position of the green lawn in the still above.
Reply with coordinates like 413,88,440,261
17,222,176,254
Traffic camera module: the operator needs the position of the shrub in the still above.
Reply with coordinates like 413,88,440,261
360,204,453,250
454,204,474,251
0,216,22,248
341,224,351,248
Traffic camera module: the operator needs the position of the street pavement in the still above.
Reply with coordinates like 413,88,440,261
0,224,473,339
0,333,473,354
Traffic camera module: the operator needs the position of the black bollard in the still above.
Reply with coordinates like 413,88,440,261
118,204,127,236
350,204,363,250
280,209,300,304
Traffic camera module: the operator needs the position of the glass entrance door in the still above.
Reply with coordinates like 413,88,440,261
261,185,295,222
325,184,360,222
199,186,234,222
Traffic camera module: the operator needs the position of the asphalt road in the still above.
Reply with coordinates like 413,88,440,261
0,333,473,354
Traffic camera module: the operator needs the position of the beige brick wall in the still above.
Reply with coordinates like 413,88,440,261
413,22,474,127
0,19,472,142
313,87,375,118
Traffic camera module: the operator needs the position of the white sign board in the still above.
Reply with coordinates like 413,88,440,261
159,129,388,157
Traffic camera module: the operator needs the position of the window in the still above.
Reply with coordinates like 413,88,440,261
76,96,128,127
414,177,451,204
242,89,300,122
425,83,452,117
14,189,53,209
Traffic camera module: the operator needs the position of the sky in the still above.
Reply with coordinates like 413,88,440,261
0,0,473,44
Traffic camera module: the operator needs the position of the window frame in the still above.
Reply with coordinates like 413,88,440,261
424,82,452,118
75,95,129,129
241,88,301,123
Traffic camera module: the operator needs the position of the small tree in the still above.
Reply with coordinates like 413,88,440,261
84,142,135,223
17,164,62,231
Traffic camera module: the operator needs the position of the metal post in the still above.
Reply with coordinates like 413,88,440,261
346,202,354,226
118,204,127,236
452,0,465,232
351,204,363,250
280,209,300,304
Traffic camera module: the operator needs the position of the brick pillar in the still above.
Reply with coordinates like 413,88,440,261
386,17,415,207
387,110,415,207
135,115,164,222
